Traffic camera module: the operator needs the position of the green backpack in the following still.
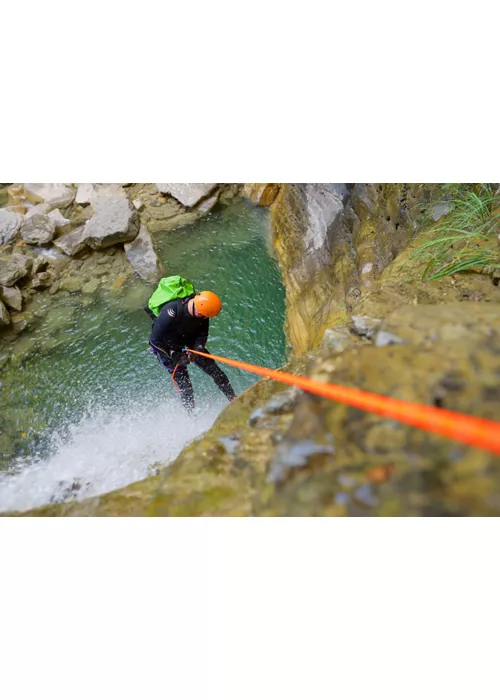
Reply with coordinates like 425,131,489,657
147,275,195,317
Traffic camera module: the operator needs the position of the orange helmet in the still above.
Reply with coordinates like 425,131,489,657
194,291,222,318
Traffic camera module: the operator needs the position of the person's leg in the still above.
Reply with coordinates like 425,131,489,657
171,365,195,412
193,351,236,401
151,345,195,412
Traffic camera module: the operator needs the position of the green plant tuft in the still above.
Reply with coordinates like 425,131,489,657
411,184,500,280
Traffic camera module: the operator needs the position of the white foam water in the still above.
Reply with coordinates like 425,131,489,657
0,395,225,514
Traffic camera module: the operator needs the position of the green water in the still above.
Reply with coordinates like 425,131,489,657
0,199,287,472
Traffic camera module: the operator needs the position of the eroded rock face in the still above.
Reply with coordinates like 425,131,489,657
244,184,280,206
272,184,426,354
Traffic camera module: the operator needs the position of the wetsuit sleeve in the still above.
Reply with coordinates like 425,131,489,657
149,302,181,357
193,318,209,350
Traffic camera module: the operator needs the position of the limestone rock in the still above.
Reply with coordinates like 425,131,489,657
83,187,139,249
124,224,164,282
48,209,71,228
23,183,75,209
31,272,53,289
351,315,382,339
287,184,347,255
32,255,50,274
53,226,88,256
11,253,33,274
0,209,22,245
321,327,355,353
75,184,95,205
0,284,22,311
156,183,218,207
25,203,52,218
197,191,219,213
0,256,29,286
374,330,405,347
432,202,453,222
0,300,10,326
20,214,56,246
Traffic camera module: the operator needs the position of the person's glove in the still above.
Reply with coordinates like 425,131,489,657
170,348,191,368
170,349,185,366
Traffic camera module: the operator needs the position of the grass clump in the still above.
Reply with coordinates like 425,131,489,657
411,184,500,280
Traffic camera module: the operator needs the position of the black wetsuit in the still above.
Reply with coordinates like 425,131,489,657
149,295,236,411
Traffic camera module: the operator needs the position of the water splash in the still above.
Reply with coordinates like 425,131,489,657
0,395,225,513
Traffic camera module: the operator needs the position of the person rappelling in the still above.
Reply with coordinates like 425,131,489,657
146,276,237,412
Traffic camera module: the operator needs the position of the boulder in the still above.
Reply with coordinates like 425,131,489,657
0,209,22,245
124,224,164,282
432,202,453,222
75,184,95,205
48,209,71,228
0,299,10,326
351,315,382,339
23,183,75,209
25,203,52,218
12,253,33,274
0,284,22,311
156,183,218,207
321,327,356,353
20,214,56,246
32,255,50,274
53,226,88,257
197,191,219,213
31,272,53,289
83,186,139,249
0,256,29,286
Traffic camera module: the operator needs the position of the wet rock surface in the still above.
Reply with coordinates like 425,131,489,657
19,301,499,517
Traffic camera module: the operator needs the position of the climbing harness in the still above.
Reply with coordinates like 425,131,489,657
188,348,500,456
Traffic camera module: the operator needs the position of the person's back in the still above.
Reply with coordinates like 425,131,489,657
150,295,208,357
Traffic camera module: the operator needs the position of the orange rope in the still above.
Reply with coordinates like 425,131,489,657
171,362,182,396
188,348,500,456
